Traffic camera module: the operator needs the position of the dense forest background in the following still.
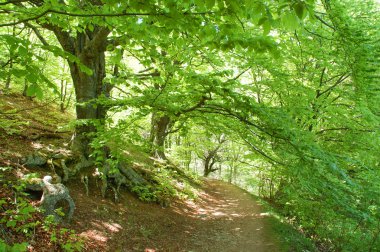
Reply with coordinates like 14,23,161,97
1,0,379,251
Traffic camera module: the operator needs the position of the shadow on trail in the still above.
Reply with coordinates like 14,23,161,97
71,179,280,252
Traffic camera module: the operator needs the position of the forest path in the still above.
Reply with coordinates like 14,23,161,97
72,178,281,252
177,179,280,252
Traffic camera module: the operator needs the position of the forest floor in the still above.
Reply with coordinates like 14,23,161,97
0,93,285,251
68,178,281,252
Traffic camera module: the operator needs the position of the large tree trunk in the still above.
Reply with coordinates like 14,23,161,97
51,28,111,160
150,113,171,159
68,37,108,158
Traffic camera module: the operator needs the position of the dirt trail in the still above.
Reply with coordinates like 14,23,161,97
178,179,280,252
71,179,280,252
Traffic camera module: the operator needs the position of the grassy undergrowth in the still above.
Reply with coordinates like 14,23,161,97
247,193,318,251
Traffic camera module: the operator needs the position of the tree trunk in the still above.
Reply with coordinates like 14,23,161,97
49,27,111,160
202,137,225,177
5,58,12,91
150,114,171,159
60,79,67,112
203,153,217,177
68,48,107,157
185,147,192,171
228,164,233,183
203,155,212,177
22,79,29,97
59,62,72,113
5,26,15,91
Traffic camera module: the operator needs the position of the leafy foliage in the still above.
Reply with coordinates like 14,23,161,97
1,0,379,250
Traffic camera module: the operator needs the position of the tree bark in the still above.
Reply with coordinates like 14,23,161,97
49,27,111,159
203,151,218,177
202,136,226,177
5,25,15,91
5,58,12,90
22,79,28,97
150,113,171,159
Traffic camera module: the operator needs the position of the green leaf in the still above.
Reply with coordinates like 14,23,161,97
294,2,306,20
205,0,215,9
11,69,26,78
258,17,267,26
10,242,28,252
0,241,6,252
262,21,271,36
88,23,94,32
18,46,28,57
282,11,299,30
26,84,44,99
79,64,93,75
6,220,17,228
250,2,266,17
2,35,20,47
19,205,35,215
25,72,38,83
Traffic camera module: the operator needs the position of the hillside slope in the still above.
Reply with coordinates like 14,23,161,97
0,93,310,251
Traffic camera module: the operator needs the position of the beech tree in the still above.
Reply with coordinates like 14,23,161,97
1,0,310,161
1,0,379,250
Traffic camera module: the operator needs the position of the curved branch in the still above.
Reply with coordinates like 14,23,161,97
242,138,285,165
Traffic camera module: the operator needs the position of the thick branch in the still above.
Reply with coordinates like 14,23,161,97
86,27,111,52
242,138,285,165
316,127,374,135
176,95,210,116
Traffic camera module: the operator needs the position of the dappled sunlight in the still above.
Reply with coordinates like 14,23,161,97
88,220,123,234
211,211,227,217
172,180,265,223
30,142,44,149
0,150,23,159
103,222,123,233
259,212,271,217
80,229,108,242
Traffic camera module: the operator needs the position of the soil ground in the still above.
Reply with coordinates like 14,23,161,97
70,178,281,252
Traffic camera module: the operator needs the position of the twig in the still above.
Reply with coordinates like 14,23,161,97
314,14,336,30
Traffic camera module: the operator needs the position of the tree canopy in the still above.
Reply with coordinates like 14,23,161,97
1,0,379,250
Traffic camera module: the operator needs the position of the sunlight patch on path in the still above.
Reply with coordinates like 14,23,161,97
80,229,108,242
